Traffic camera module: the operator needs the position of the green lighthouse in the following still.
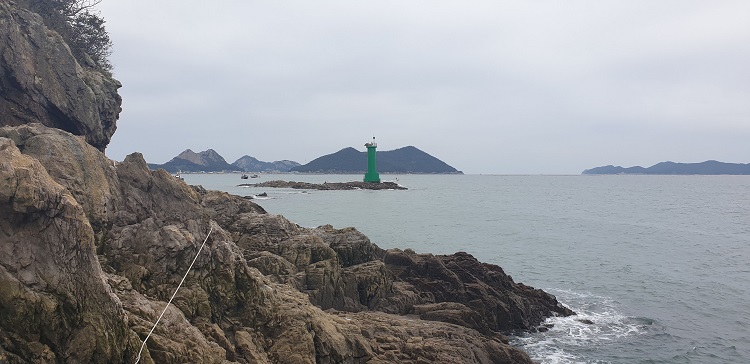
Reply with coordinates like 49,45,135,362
363,137,381,183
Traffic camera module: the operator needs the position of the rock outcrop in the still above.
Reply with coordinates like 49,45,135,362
242,180,407,190
382,250,574,332
0,2,121,151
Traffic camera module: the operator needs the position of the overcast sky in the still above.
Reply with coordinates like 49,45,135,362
98,0,750,174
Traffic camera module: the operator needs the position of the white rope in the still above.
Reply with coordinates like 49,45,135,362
135,223,214,363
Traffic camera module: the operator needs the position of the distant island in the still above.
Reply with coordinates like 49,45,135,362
291,146,462,174
149,146,462,174
148,149,300,173
582,160,750,175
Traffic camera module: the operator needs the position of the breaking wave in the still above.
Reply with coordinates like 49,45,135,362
512,289,656,364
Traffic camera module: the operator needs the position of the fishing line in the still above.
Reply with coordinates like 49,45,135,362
135,222,214,363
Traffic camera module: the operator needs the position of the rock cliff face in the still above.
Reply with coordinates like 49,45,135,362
0,2,573,362
0,2,121,151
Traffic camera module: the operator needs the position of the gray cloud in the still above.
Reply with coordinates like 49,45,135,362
100,0,750,174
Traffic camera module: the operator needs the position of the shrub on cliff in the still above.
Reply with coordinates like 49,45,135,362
23,0,113,72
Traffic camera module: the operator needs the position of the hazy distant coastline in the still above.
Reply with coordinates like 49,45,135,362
583,160,750,175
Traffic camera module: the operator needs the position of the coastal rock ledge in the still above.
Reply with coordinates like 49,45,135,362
0,124,574,363
241,180,407,190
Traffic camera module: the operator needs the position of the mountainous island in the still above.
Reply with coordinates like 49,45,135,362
148,149,301,173
0,2,568,363
583,160,750,175
291,146,462,174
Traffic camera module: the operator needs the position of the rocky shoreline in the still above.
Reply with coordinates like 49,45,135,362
0,2,574,363
240,180,407,190
1,124,574,363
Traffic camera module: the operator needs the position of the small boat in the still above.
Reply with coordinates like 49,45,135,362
251,174,259,178
241,174,249,179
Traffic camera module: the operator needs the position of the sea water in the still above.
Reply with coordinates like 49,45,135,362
183,173,750,363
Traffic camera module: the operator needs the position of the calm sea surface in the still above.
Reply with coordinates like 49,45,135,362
183,173,750,364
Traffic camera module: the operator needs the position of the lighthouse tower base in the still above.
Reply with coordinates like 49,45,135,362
363,171,380,183
363,140,381,183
